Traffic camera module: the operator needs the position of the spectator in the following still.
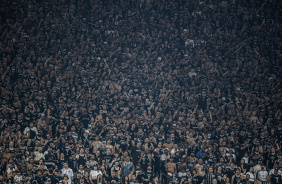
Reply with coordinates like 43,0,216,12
245,167,255,183
61,163,73,184
266,147,278,170
256,165,268,184
90,165,102,183
33,147,45,162
241,174,252,184
14,170,23,183
166,157,177,177
271,168,282,184
203,167,217,184
122,155,134,182
46,169,59,184
269,163,282,176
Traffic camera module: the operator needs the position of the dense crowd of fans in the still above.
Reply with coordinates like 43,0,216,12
0,0,282,183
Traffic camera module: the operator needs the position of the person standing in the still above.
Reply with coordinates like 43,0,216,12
231,169,242,184
203,167,217,184
131,141,142,166
76,148,87,168
152,147,161,178
122,156,134,182
271,168,282,184
256,165,268,184
61,163,73,184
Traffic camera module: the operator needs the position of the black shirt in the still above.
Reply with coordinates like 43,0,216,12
271,174,282,184
143,170,154,184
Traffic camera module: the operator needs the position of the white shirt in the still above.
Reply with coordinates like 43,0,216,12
245,172,255,182
226,153,236,162
61,167,73,183
23,127,38,135
269,169,282,176
90,170,102,178
254,164,262,175
34,151,45,161
14,175,23,182
6,167,15,174
257,170,268,184
242,157,249,163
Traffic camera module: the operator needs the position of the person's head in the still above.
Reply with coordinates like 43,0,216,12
198,158,203,164
63,163,68,169
258,159,263,165
15,170,20,176
86,160,90,167
271,147,275,153
76,172,82,178
39,159,44,165
209,167,213,174
212,178,217,184
63,174,68,180
137,141,141,148
95,135,99,140
96,150,100,156
166,138,171,143
240,159,245,164
37,170,42,176
144,137,149,143
126,156,130,161
84,171,89,178
131,174,137,180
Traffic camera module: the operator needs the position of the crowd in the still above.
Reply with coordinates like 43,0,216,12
0,0,282,183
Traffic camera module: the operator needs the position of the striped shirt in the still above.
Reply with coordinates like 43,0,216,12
204,173,216,184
